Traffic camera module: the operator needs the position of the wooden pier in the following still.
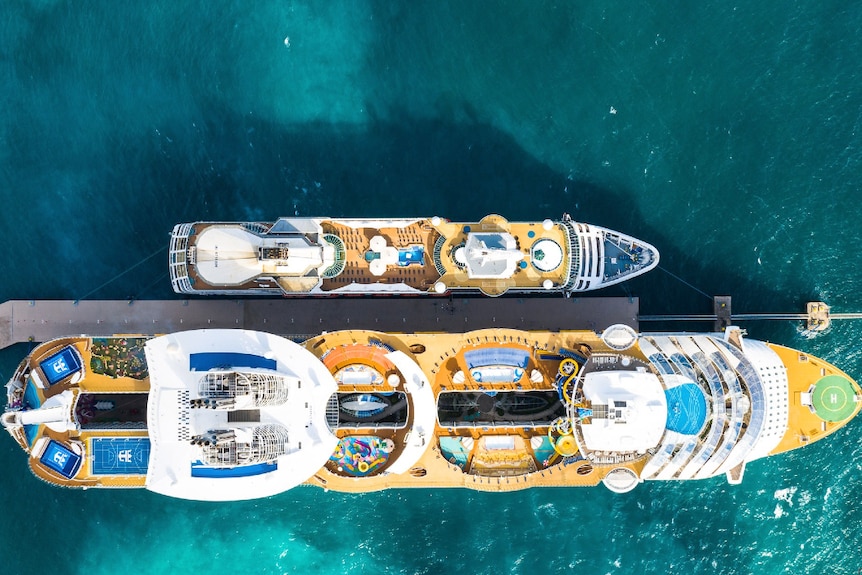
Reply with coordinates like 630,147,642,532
0,297,640,350
4,295,856,351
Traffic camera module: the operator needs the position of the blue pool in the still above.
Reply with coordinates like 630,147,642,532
397,245,424,266
664,384,708,435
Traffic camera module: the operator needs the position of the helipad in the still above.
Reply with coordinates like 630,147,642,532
812,374,858,422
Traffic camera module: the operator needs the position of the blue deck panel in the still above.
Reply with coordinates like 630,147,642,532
90,437,151,475
189,352,276,372
191,461,277,478
40,440,83,478
39,346,83,385
24,425,39,447
23,380,41,409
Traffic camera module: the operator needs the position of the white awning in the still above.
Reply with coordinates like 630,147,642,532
144,330,338,501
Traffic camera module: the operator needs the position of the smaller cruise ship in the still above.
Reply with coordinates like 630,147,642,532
168,214,658,296
3,325,858,500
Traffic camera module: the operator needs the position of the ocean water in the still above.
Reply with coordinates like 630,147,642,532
2,1,862,573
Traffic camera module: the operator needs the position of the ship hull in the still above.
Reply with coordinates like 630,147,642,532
4,325,856,500
169,214,659,297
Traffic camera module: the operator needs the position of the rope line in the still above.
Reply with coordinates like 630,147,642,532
657,266,713,301
78,245,166,301
135,270,170,299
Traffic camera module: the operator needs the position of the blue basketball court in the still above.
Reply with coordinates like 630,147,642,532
90,437,151,475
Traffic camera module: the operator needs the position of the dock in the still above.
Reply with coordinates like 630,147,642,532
5,296,857,351
0,297,640,350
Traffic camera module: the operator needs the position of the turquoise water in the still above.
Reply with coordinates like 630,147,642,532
2,1,862,573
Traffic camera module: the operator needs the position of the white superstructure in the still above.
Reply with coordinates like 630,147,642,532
575,329,795,491
144,330,338,501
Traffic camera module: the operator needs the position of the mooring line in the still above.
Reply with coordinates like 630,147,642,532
657,266,713,301
78,245,166,301
134,270,171,300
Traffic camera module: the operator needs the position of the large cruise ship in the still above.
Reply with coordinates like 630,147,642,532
3,325,858,500
168,214,658,296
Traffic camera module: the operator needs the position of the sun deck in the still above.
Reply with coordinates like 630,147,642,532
301,328,646,492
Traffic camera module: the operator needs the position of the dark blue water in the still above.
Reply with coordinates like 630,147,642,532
2,2,862,573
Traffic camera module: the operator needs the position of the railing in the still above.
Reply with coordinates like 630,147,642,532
442,420,553,429
198,372,290,407
169,223,193,293
325,394,340,429
198,424,289,466
321,234,346,278
432,234,448,276
560,221,580,292
241,222,271,235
